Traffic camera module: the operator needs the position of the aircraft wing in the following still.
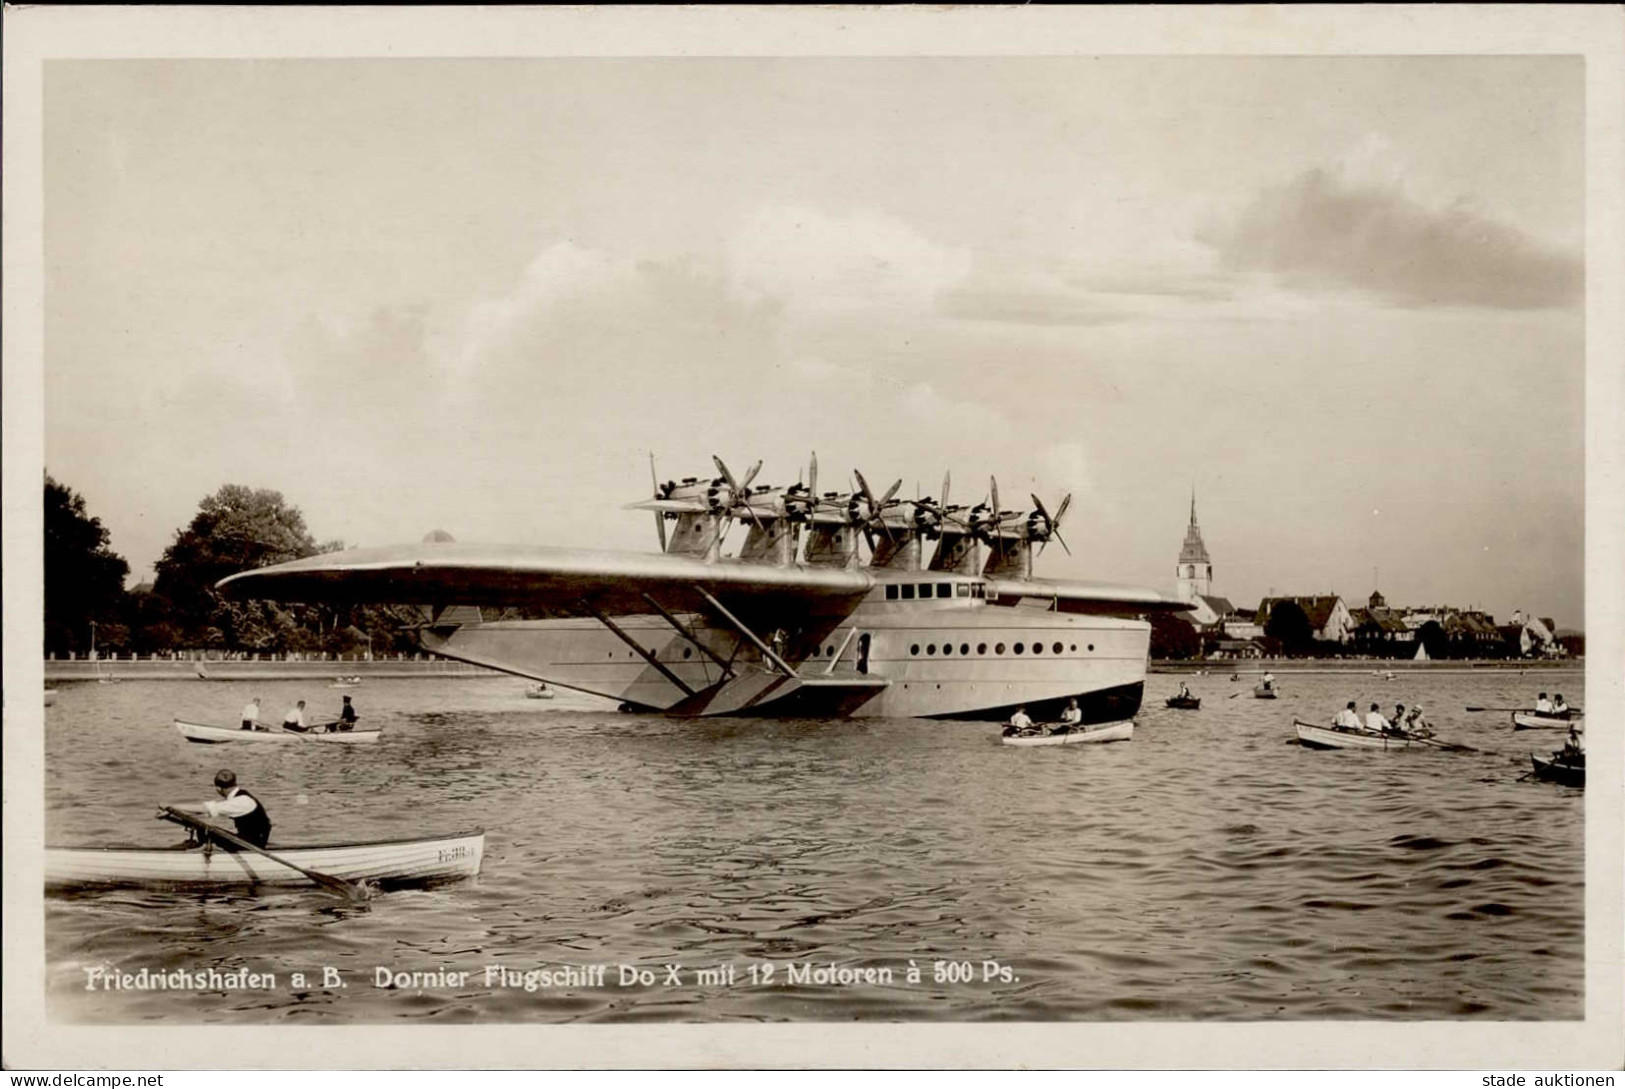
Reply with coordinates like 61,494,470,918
216,541,875,617
988,577,1193,616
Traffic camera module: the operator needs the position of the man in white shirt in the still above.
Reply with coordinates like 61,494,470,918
1333,701,1362,731
1005,706,1034,736
1262,671,1276,690
169,769,273,848
240,697,262,731
1053,698,1084,734
281,700,309,732
1535,692,1554,714
1552,694,1569,715
1364,703,1390,734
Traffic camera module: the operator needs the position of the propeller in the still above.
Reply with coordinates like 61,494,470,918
648,453,667,551
711,455,766,532
853,468,904,545
784,452,820,522
1028,492,1073,556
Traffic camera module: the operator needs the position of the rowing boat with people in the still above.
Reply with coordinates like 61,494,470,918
1529,752,1585,788
1165,694,1201,710
1001,720,1134,747
46,828,484,890
1254,685,1278,699
1511,709,1582,730
174,719,382,745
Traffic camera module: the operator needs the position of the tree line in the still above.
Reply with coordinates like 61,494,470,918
44,474,415,657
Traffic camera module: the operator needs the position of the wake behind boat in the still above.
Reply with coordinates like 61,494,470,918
46,828,483,890
174,719,382,745
1002,719,1134,746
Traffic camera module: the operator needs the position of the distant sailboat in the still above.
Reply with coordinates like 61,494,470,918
1414,642,1429,661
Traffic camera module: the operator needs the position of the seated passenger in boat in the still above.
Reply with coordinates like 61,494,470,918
281,700,310,732
240,697,263,732
168,769,273,848
1388,704,1410,735
1333,702,1362,731
1052,698,1083,734
1552,694,1569,715
1004,706,1035,737
1364,703,1391,735
1262,672,1275,691
333,695,358,732
1176,682,1192,700
1403,704,1432,736
1535,692,1554,714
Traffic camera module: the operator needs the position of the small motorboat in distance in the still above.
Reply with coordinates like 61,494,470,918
174,719,382,745
1512,709,1582,730
329,675,363,688
44,688,56,707
1254,684,1278,699
1295,720,1422,750
46,828,484,890
1002,720,1134,747
525,683,555,700
1165,694,1201,710
1529,752,1584,788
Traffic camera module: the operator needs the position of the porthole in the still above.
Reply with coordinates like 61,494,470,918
927,644,936,655
1032,642,1043,655
1014,642,1025,654
942,644,952,656
1053,642,1064,655
910,644,920,656
1069,644,1077,652
977,643,988,655
960,643,970,656
995,643,1006,654
1088,644,1095,651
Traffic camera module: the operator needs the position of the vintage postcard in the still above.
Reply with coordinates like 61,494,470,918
4,4,1621,1072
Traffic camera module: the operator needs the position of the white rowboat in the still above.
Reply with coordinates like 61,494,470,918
1002,720,1134,747
174,719,382,745
1511,710,1581,731
1295,720,1422,750
46,829,483,889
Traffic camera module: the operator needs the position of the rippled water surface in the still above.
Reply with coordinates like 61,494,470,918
42,670,1584,1022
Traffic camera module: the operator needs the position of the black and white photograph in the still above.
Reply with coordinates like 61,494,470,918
4,5,1622,1072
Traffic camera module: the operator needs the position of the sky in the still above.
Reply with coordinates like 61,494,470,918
41,55,1587,626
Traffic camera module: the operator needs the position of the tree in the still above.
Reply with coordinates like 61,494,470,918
1149,613,1201,660
153,485,322,650
44,474,129,655
1263,601,1314,657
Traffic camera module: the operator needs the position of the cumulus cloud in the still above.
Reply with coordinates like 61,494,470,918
1204,167,1582,310
727,204,972,313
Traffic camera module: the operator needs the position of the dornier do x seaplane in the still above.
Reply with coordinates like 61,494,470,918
217,455,1190,721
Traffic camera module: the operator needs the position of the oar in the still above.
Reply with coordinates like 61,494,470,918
1411,736,1491,755
1464,705,1526,713
159,806,365,902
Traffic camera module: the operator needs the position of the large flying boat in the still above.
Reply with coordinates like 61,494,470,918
218,455,1189,721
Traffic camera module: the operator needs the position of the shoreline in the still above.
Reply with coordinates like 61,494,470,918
1150,659,1581,674
43,658,506,682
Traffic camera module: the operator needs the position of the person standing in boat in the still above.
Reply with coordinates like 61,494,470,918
1364,702,1391,735
1333,701,1362,731
1052,698,1083,734
169,769,272,848
281,699,309,733
333,694,358,732
240,696,262,731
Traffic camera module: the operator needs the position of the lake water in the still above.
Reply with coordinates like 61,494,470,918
41,669,1585,1022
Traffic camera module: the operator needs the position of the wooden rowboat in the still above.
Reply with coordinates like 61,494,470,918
1295,720,1422,750
1002,720,1134,747
174,719,382,745
1165,695,1201,710
1254,685,1278,699
1529,753,1585,788
46,829,483,890
525,683,555,700
1512,710,1581,731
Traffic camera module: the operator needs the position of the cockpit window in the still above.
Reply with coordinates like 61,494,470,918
885,584,898,600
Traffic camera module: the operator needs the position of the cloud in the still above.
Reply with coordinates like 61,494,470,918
727,204,972,313
1204,167,1582,310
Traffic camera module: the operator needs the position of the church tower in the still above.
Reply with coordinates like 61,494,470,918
1176,489,1213,603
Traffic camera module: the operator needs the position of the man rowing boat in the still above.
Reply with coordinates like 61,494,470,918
1050,698,1084,735
1333,701,1362,731
240,697,263,732
166,769,272,848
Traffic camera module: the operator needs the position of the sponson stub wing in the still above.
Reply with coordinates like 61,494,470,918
216,541,875,617
986,577,1194,616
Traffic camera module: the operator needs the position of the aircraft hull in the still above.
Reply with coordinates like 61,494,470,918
419,603,1149,721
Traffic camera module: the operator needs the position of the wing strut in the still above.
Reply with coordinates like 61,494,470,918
575,599,698,697
691,587,799,678
639,592,736,680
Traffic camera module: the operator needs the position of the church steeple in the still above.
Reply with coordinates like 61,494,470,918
1176,489,1213,602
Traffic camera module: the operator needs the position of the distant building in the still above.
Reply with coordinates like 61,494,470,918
1255,595,1356,644
1174,492,1239,629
